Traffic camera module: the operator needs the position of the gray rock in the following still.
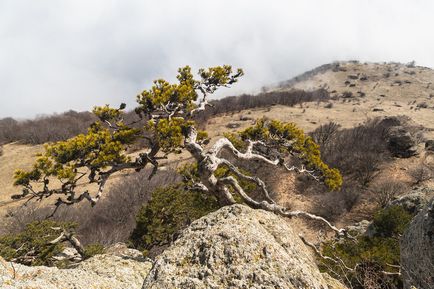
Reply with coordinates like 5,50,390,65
388,126,418,158
380,116,406,127
226,122,241,129
425,140,434,151
401,198,434,289
142,204,346,289
0,246,152,289
52,247,82,263
345,220,371,236
390,187,434,214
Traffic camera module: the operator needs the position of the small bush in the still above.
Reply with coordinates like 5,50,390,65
320,205,413,289
308,119,394,219
311,183,361,221
312,118,391,186
370,205,413,238
0,220,77,266
130,184,220,257
83,243,105,259
310,122,340,148
371,180,407,208
2,168,181,247
409,164,432,184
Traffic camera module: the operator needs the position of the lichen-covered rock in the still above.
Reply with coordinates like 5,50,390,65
0,246,152,289
390,187,434,214
345,220,371,236
401,198,434,289
142,204,346,289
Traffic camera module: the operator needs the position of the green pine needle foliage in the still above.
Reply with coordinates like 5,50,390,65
320,205,413,288
0,220,76,267
130,184,220,255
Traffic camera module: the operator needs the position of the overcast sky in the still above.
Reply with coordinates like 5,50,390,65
1,0,434,118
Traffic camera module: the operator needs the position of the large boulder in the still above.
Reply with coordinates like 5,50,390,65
400,198,434,289
425,140,434,152
387,126,418,158
142,204,346,289
0,245,152,289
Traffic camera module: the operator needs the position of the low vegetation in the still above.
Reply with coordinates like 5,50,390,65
0,111,96,145
2,168,180,247
130,184,220,257
0,220,77,266
320,205,414,289
1,63,426,289
0,89,328,145
308,119,395,219
312,118,391,186
194,88,329,124
0,219,105,267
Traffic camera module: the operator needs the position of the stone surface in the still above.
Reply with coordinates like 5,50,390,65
0,245,152,289
52,247,82,263
425,140,434,151
345,220,371,236
142,204,346,289
390,187,434,214
388,126,418,158
401,197,434,289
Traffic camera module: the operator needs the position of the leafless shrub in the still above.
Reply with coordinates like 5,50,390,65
312,183,361,221
308,119,396,218
310,122,341,147
0,110,96,145
409,164,432,184
75,168,180,245
312,118,391,187
371,180,407,208
1,90,328,144
2,168,180,246
194,89,329,125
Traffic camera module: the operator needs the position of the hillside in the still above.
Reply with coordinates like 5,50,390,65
0,61,433,288
1,61,434,220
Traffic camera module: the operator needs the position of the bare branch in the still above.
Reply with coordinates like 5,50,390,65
219,159,276,204
210,138,279,166
219,176,346,235
283,164,320,181
49,227,85,257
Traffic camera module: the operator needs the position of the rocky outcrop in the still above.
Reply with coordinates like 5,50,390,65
142,204,346,289
390,187,434,214
426,140,434,151
401,198,434,289
344,220,371,236
0,245,152,289
387,126,418,158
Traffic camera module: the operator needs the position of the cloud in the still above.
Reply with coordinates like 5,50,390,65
1,0,433,118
